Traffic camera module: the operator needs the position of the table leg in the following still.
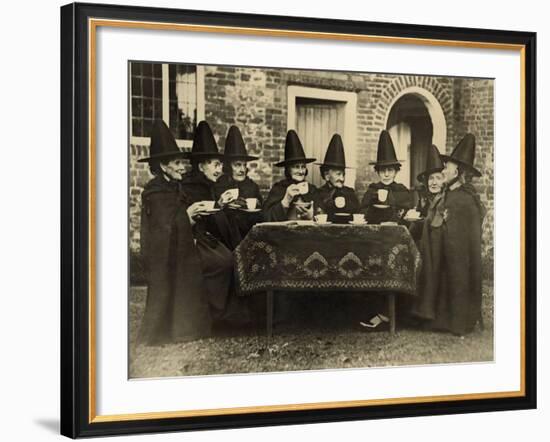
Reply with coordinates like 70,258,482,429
266,290,274,339
388,292,396,334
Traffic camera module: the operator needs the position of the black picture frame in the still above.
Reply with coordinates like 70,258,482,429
60,2,537,438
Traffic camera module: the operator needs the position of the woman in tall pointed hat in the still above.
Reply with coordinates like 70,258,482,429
214,125,264,239
177,120,250,322
263,129,319,221
412,133,485,336
138,120,212,345
414,144,445,219
360,130,414,225
316,133,360,222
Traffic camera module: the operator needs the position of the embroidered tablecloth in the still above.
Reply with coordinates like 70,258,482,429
234,223,421,295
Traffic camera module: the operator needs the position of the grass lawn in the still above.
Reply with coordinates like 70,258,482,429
129,283,493,378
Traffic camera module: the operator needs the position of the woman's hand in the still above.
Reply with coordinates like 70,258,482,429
281,184,301,208
217,190,237,207
186,202,207,224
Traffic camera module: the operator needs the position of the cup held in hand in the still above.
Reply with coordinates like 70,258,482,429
297,181,309,195
202,200,215,210
378,189,388,202
227,188,239,200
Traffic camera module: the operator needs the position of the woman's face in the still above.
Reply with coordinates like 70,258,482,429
427,171,444,194
325,168,345,188
199,158,223,182
160,158,186,181
288,163,307,182
231,160,247,182
378,166,397,185
443,161,459,183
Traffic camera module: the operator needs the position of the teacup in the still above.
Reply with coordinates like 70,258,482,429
245,198,257,210
315,214,328,224
297,182,309,195
227,188,239,200
378,189,388,202
334,196,346,209
352,213,366,224
202,200,215,210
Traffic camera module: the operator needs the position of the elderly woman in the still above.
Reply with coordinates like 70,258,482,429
263,130,319,221
214,125,264,239
138,120,213,345
180,121,249,323
412,134,485,336
406,144,445,242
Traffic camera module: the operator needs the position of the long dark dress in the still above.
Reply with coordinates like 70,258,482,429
180,171,242,250
412,182,485,335
263,178,319,221
214,174,264,239
139,176,216,345
316,183,360,222
360,181,413,224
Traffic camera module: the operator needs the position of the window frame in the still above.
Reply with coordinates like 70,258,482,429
129,64,205,148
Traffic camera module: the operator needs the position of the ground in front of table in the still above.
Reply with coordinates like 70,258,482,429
129,284,493,378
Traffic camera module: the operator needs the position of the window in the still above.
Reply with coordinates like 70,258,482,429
130,62,204,146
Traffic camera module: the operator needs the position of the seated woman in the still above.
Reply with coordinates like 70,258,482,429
180,121,249,324
360,130,413,224
214,125,264,239
180,121,242,251
138,120,215,345
263,130,319,221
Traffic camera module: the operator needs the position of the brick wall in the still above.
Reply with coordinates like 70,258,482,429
129,66,494,272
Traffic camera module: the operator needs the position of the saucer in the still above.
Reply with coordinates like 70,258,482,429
373,204,390,209
348,221,368,225
199,208,221,215
239,208,262,213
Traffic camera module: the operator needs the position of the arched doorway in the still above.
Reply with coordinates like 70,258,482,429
385,87,447,188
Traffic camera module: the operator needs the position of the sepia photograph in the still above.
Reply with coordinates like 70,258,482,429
127,61,494,379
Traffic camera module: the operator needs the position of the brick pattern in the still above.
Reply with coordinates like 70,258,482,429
128,67,494,267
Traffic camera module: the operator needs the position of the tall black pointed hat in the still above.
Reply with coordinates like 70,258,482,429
417,144,444,182
316,134,352,169
189,120,224,159
223,125,258,161
138,119,188,163
369,130,403,167
275,130,316,167
441,133,481,177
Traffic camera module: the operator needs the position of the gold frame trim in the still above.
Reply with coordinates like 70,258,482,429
88,18,527,424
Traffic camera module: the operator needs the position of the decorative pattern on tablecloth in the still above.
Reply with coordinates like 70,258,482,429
234,224,421,295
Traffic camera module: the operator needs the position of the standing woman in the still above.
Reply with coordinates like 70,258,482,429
138,120,213,345
263,130,318,221
407,144,445,242
412,134,485,336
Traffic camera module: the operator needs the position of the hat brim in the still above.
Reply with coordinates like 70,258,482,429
224,155,259,162
416,167,444,183
440,155,482,177
275,157,317,167
189,152,225,160
138,151,190,163
369,160,404,166
315,162,354,169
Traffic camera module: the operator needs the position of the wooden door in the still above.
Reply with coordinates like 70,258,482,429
295,98,345,187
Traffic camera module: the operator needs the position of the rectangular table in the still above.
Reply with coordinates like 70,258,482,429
234,222,421,336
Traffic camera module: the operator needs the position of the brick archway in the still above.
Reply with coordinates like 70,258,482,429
373,76,452,151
